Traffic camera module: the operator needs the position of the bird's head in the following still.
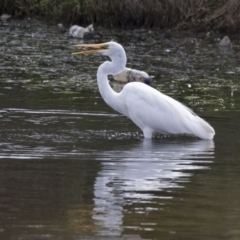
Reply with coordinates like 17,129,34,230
72,41,126,61
72,41,127,75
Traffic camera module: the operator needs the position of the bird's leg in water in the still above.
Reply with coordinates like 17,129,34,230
143,128,153,138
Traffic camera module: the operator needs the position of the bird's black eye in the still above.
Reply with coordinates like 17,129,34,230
144,78,152,85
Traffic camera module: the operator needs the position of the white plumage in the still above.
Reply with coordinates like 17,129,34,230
73,41,215,140
120,83,214,139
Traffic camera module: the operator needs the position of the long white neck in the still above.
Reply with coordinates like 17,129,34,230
97,49,127,115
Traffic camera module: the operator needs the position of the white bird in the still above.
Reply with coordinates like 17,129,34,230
69,24,94,39
72,42,215,140
113,67,152,85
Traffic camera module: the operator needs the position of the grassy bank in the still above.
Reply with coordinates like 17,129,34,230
1,0,240,32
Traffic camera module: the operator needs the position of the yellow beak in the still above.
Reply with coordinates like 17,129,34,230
72,43,109,55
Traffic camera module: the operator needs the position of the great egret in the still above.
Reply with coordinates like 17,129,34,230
72,42,215,140
69,24,94,39
113,67,152,85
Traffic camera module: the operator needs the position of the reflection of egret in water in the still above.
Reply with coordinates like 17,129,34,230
93,140,215,236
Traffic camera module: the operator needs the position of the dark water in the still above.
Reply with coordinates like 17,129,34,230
0,20,240,240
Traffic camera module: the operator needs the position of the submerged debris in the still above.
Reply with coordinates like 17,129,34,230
113,68,152,85
69,24,94,39
0,14,11,21
218,36,231,47
57,23,65,32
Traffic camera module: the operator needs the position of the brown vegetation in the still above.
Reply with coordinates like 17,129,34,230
0,0,240,32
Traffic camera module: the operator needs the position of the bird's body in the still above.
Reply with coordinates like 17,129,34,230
73,42,215,140
117,82,214,139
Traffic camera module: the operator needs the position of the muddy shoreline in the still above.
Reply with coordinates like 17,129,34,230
1,0,240,32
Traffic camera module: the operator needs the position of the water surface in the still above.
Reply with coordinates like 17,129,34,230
0,20,240,240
